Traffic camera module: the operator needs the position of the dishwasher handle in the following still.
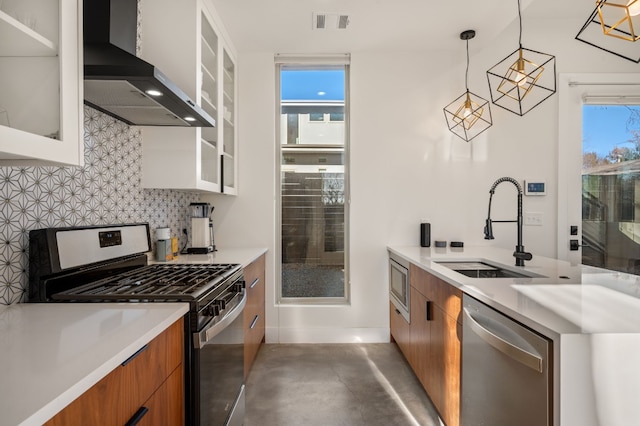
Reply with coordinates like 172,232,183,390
194,290,246,349
463,307,543,373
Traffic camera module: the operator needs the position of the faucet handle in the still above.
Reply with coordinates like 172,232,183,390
484,219,495,240
513,251,533,261
513,249,532,267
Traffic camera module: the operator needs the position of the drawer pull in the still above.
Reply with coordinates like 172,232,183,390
250,314,260,329
121,344,148,367
125,406,149,426
426,301,433,321
250,277,260,289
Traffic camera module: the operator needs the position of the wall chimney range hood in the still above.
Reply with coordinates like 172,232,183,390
83,0,215,127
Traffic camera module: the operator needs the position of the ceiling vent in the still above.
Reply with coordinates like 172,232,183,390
312,12,350,30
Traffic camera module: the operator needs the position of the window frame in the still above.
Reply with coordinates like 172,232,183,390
275,55,351,305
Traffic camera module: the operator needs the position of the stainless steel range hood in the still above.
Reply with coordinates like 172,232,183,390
83,0,215,127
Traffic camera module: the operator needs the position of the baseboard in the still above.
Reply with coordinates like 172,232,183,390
265,326,390,344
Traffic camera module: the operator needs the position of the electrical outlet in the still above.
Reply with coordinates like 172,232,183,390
524,212,543,226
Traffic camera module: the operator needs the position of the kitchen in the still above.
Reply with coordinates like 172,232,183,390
1,0,640,425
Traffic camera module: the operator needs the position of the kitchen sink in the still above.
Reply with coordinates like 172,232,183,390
436,261,544,279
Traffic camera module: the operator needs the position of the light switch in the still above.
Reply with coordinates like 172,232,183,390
524,212,543,226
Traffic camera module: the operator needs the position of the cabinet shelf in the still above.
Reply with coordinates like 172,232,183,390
201,63,216,86
201,93,217,114
0,10,56,56
201,36,217,62
223,66,233,82
200,137,216,149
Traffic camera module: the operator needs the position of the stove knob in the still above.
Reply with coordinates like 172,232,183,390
234,281,246,292
203,304,219,317
216,299,226,311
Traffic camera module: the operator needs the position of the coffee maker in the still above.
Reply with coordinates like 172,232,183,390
186,202,215,254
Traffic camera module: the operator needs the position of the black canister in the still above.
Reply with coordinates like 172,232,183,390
420,223,431,247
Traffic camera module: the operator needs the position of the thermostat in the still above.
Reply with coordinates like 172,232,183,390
524,181,546,196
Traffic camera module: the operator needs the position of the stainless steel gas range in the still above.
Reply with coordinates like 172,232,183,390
28,223,245,426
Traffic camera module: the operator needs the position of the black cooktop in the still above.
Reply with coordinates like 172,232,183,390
52,263,241,301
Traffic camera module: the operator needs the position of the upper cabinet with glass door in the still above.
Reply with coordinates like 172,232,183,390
140,0,237,194
221,48,237,194
0,0,82,166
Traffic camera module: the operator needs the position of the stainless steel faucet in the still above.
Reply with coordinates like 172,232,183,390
484,177,533,266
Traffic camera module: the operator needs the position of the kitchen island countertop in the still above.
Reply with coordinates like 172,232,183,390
0,302,189,426
388,245,640,426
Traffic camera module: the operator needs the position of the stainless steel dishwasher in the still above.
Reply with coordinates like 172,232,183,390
461,294,552,426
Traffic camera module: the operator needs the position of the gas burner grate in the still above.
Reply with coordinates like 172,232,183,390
52,263,242,301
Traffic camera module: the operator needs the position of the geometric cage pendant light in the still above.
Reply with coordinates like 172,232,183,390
576,0,640,63
443,30,493,142
486,0,556,116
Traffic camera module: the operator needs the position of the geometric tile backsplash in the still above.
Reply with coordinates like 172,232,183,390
0,106,200,305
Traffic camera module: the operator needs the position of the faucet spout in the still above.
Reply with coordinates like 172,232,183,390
484,177,533,266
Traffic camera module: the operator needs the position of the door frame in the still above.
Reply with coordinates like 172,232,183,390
557,73,640,262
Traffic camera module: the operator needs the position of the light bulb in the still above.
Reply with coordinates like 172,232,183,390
629,0,640,16
514,59,528,87
462,103,473,119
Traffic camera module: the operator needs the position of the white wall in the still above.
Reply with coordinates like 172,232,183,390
204,16,640,343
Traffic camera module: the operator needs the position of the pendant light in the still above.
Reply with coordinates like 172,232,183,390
486,0,556,116
443,30,493,142
576,0,640,63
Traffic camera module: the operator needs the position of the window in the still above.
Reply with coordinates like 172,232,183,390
276,56,350,302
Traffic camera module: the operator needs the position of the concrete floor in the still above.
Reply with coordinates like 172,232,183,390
245,343,443,426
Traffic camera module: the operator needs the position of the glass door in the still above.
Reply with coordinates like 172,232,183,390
581,104,640,274
200,12,219,186
558,73,640,275
222,49,236,193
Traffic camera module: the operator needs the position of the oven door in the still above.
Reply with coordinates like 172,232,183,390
194,291,246,426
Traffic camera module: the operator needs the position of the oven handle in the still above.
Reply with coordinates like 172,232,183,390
193,290,247,349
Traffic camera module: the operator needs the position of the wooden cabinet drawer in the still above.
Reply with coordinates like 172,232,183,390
410,264,461,321
138,366,184,426
244,254,266,378
46,318,184,426
244,256,265,315
245,308,265,376
122,318,183,416
390,301,411,360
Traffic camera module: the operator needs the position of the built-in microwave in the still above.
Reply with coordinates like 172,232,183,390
389,253,410,323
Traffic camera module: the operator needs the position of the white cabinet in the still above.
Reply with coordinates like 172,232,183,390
221,49,236,193
140,0,237,194
0,0,83,166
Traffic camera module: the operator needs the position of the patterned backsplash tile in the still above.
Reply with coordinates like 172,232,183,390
0,107,200,305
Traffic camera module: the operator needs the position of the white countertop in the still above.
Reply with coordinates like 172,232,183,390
388,245,640,426
387,245,640,336
0,303,189,426
151,247,267,268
